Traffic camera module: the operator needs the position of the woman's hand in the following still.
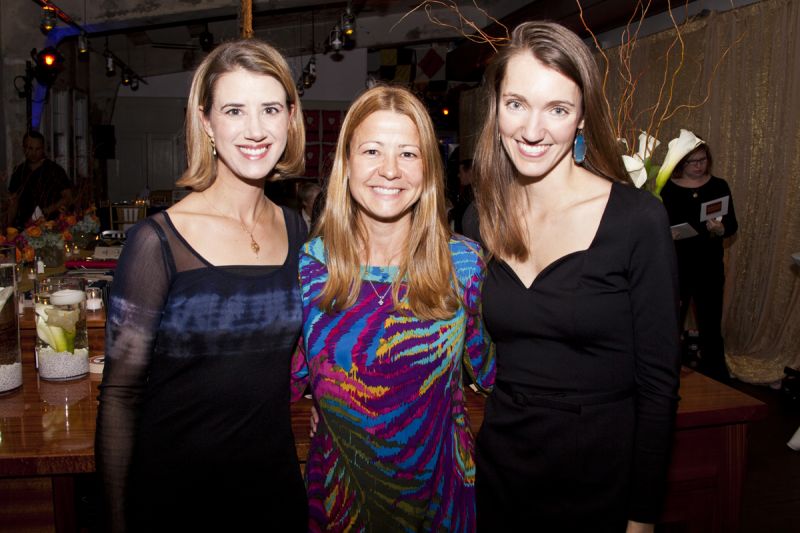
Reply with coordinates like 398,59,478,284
626,520,654,533
309,405,319,438
706,218,725,236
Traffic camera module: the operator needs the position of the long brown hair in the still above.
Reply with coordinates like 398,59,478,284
178,39,305,191
316,85,459,321
473,21,629,261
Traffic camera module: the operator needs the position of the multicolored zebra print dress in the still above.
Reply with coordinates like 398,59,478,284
292,236,495,532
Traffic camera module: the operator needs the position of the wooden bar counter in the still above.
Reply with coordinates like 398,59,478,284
1,328,766,533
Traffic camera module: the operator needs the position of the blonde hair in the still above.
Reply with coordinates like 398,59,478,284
474,22,629,261
316,85,459,321
178,39,305,190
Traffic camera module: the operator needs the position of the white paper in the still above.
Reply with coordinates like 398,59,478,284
699,195,729,222
670,223,698,240
93,246,123,260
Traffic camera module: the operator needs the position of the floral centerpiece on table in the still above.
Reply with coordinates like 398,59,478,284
622,129,706,198
0,206,101,266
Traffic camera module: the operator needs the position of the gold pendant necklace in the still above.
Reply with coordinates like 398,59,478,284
203,191,265,256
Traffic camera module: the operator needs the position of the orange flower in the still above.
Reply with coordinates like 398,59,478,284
25,226,42,238
15,248,22,263
43,221,56,231
6,227,19,238
23,246,35,262
62,230,73,242
65,215,77,226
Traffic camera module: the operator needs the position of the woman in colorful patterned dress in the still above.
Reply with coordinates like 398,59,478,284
292,85,495,532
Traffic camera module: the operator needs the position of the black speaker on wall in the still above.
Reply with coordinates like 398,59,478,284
92,124,116,159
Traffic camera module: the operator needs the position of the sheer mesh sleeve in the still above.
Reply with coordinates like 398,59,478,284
96,219,173,533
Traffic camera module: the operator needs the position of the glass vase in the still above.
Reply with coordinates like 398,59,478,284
0,245,22,394
35,276,89,381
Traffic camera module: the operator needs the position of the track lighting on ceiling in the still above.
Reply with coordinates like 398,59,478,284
341,7,355,37
78,33,89,55
104,38,116,77
40,4,58,34
329,25,343,52
199,24,215,52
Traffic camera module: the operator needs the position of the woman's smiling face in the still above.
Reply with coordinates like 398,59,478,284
498,53,584,180
347,110,424,228
200,68,292,182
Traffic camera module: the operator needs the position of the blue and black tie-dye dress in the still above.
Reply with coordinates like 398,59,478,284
97,207,308,532
292,236,495,532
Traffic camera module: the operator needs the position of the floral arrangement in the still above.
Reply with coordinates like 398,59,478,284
622,129,705,197
0,207,100,263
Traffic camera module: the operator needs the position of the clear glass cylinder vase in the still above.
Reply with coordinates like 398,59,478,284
35,276,88,381
0,245,22,394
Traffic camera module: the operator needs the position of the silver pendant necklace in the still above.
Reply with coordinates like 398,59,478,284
367,278,392,306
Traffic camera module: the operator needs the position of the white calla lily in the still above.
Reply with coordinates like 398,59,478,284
623,155,648,188
636,131,660,161
654,129,705,195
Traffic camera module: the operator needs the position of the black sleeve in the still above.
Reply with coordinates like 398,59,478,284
626,194,682,523
95,220,172,533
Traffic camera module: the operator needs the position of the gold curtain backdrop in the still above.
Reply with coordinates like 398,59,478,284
602,0,800,383
460,0,800,383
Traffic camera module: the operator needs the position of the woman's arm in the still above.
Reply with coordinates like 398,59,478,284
95,221,172,533
459,240,495,391
626,196,682,524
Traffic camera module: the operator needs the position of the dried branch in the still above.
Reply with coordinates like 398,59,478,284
395,1,509,52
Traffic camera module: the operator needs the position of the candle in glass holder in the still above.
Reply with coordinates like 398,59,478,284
86,287,103,311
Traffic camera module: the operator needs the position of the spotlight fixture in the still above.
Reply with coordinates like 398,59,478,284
32,47,64,86
302,57,317,88
78,33,89,55
40,4,58,34
105,51,115,77
130,78,140,91
329,25,343,52
341,7,355,36
121,69,132,86
199,25,215,52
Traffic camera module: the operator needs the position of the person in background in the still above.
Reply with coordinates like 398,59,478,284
96,39,308,532
463,22,681,532
298,179,321,230
660,142,738,380
451,158,475,234
293,85,494,531
7,131,72,227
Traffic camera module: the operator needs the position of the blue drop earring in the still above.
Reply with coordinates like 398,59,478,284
573,129,586,164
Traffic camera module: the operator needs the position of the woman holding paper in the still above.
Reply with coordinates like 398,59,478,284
661,143,738,379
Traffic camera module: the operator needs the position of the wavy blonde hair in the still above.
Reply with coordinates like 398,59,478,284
474,22,630,261
316,85,459,321
177,39,305,191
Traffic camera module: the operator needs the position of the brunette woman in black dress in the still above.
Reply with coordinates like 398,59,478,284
464,22,681,532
